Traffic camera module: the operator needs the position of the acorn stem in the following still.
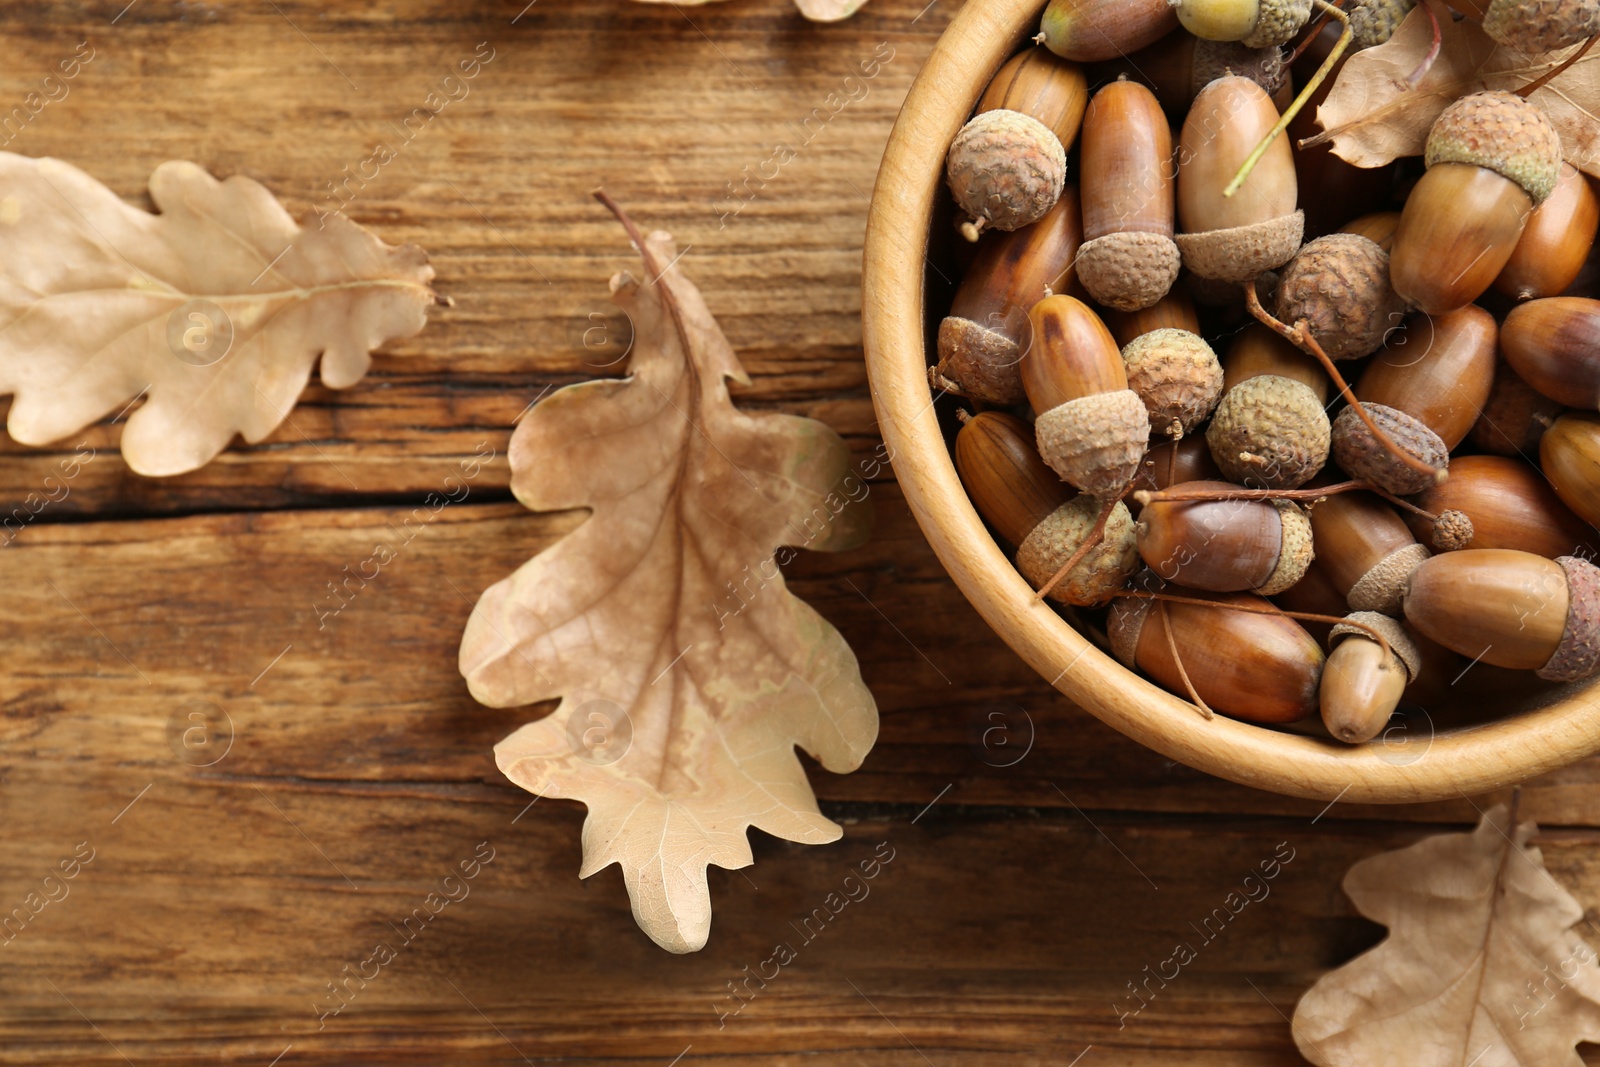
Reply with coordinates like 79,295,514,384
1244,284,1446,484
1286,0,1344,65
1223,0,1352,199
1516,32,1599,98
1160,600,1216,720
955,408,974,424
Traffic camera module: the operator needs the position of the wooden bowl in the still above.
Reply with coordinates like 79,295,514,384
860,0,1600,803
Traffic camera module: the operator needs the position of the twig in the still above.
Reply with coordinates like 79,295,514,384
1033,490,1128,601
1160,600,1215,720
1517,32,1599,97
1409,0,1445,86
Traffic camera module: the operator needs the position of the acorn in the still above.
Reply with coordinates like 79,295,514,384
947,110,1067,241
1121,328,1224,439
1495,164,1599,302
1404,550,1600,682
1272,556,1346,644
1173,0,1314,48
1108,587,1324,722
1130,436,1223,502
955,410,1139,605
1076,78,1182,311
1501,297,1600,411
1176,77,1304,284
1541,413,1600,529
976,47,1091,152
933,190,1084,405
1136,479,1314,594
1406,454,1598,559
1331,305,1498,494
1091,32,1286,114
1105,289,1202,347
1470,358,1565,457
1038,0,1180,61
1483,0,1600,53
1022,294,1151,494
1391,91,1564,314
1339,211,1401,253
1348,0,1415,48
1207,379,1330,490
1320,612,1421,744
1308,486,1432,615
1275,234,1407,360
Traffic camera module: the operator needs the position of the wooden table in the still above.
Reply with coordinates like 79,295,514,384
5,2,1600,1063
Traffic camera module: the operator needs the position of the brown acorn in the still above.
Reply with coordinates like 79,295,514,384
1173,0,1313,48
1275,234,1407,360
1331,305,1497,495
933,190,1084,405
1091,32,1286,114
1470,358,1565,457
1406,454,1598,559
1541,413,1600,529
1130,436,1223,502
1038,0,1180,61
1121,329,1224,439
1495,163,1600,301
1339,211,1402,252
1501,297,1600,411
1176,77,1304,283
1404,550,1600,682
1391,91,1563,314
1320,612,1420,744
1272,557,1347,644
976,48,1091,152
1136,479,1314,594
955,410,1139,606
947,110,1067,241
1108,587,1324,722
1308,486,1431,615
1022,294,1151,494
1076,78,1182,311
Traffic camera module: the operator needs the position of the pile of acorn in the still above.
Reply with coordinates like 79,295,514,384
938,0,1600,742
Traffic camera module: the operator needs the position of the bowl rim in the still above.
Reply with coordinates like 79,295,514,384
859,0,1600,803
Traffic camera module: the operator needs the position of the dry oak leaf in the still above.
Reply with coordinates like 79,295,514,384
1293,803,1600,1065
0,155,438,476
458,208,877,954
1310,4,1600,179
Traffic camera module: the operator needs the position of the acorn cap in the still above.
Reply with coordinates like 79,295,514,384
1077,232,1183,312
1540,555,1600,682
1330,611,1422,681
1205,374,1331,490
1258,499,1314,596
1330,403,1449,497
1430,508,1475,552
1016,497,1140,606
1484,0,1600,56
1425,91,1564,206
1035,389,1151,495
1242,0,1313,47
1275,234,1407,360
1191,40,1288,98
1176,211,1305,283
1121,328,1224,437
934,316,1026,406
947,109,1068,234
1349,0,1415,50
1349,542,1431,615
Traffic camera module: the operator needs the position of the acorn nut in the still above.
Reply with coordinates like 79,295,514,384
1274,234,1406,360
1136,479,1314,594
1038,0,1180,61
1023,294,1152,495
1176,77,1304,284
1391,91,1563,314
1403,549,1600,682
1502,297,1600,411
1320,612,1421,744
1173,0,1314,48
1075,78,1182,311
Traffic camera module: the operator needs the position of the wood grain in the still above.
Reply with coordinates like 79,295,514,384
1,0,1599,1063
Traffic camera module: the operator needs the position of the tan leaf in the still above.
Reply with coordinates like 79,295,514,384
1293,804,1600,1065
458,204,877,953
0,155,438,476
1311,5,1600,179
